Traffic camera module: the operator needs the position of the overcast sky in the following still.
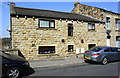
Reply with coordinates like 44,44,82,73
1,2,120,38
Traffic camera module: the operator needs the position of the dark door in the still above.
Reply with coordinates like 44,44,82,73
88,44,96,49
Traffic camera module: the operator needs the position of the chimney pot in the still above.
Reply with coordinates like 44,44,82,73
74,2,80,7
10,2,15,6
75,2,80,4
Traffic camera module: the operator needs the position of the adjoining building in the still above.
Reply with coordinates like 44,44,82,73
72,2,120,47
10,2,120,60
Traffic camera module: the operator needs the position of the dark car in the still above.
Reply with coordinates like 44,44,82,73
84,46,120,65
0,50,30,78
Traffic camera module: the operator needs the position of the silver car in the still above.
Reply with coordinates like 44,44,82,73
84,46,120,65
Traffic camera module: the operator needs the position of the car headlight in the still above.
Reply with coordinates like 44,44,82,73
24,62,29,66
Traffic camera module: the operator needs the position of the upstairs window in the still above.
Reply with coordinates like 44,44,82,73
115,19,120,30
68,45,74,52
88,23,95,30
68,23,73,36
39,19,55,28
106,17,110,29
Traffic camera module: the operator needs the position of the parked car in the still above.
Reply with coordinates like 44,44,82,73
0,50,30,78
84,46,120,65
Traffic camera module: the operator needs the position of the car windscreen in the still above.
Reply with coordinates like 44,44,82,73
0,52,11,59
89,47,102,52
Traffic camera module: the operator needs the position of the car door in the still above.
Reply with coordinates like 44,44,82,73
116,48,120,60
104,48,116,61
111,48,118,61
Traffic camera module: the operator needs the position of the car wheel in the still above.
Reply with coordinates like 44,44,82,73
6,67,20,78
84,59,90,63
102,58,108,65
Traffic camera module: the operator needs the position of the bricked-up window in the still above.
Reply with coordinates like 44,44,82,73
68,23,73,36
68,45,73,52
106,17,110,29
39,19,55,28
88,23,95,30
39,46,55,54
115,19,120,30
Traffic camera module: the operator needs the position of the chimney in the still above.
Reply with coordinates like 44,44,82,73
10,2,15,7
74,2,80,7
10,2,16,14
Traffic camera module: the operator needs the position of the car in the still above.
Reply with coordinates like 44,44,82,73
84,46,120,65
0,50,30,78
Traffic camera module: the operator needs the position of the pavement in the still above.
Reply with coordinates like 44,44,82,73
29,55,85,68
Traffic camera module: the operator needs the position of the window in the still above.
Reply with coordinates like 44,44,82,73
106,17,110,29
116,36,120,47
88,23,95,30
68,45,73,52
104,48,112,52
39,19,55,28
88,44,96,49
115,19,120,30
68,23,73,36
38,46,55,54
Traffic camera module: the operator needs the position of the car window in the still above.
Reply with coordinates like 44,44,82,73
104,48,119,52
116,48,120,52
89,47,102,52
104,48,112,52
111,48,118,52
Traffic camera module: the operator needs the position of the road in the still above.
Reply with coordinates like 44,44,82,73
24,61,119,77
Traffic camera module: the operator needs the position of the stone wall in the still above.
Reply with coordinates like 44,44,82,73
72,2,120,48
11,16,106,60
72,2,105,21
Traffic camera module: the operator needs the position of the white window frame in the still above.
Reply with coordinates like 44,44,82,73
88,23,95,30
106,17,110,29
115,19,120,30
39,19,55,28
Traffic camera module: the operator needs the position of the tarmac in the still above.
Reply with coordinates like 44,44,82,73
29,54,85,68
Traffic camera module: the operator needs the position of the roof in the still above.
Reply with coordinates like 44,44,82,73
10,6,104,23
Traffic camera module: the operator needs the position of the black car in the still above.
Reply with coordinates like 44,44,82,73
0,50,30,78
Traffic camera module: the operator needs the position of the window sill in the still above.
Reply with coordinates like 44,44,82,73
115,30,120,32
37,53,59,56
88,29,96,31
67,36,73,39
36,28,57,30
67,52,75,54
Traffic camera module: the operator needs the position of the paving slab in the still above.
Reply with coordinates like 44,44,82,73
29,57,84,68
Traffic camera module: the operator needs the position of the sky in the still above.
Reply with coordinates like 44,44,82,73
1,2,120,38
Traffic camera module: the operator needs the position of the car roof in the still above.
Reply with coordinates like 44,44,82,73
95,46,120,49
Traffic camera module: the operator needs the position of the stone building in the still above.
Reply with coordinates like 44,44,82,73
10,2,120,60
72,2,120,47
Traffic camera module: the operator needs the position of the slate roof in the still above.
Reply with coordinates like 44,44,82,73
11,6,104,23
